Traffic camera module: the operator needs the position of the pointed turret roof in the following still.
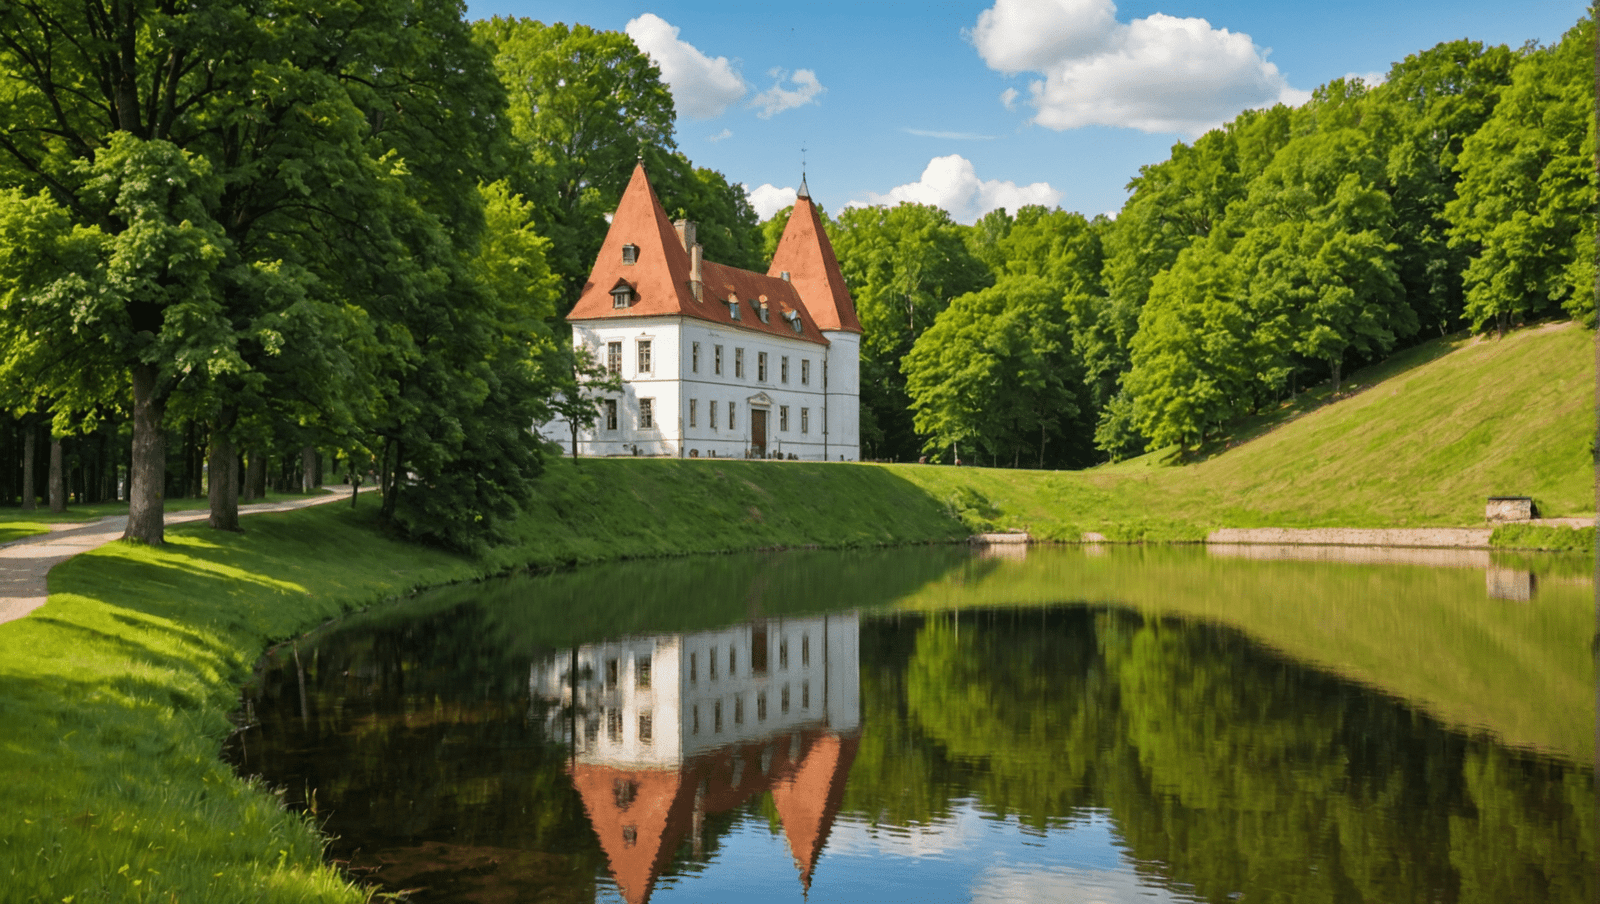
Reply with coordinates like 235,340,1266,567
770,730,862,894
569,163,830,346
767,191,862,334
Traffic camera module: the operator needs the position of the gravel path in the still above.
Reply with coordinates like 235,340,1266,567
0,488,354,627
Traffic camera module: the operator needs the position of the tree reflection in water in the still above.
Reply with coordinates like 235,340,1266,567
227,547,1593,903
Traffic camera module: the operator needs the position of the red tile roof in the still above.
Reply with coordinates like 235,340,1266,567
568,164,846,345
768,191,863,334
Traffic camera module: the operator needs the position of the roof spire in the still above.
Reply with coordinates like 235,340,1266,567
797,172,810,200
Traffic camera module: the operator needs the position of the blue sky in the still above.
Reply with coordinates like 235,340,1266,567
464,0,1590,223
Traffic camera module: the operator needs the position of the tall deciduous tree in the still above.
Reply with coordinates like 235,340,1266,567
1447,17,1596,334
473,17,679,308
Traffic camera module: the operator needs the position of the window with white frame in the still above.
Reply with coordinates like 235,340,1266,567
636,339,652,374
757,352,767,382
688,399,697,427
781,356,789,383
801,359,810,385
710,400,718,429
714,345,724,375
729,402,736,430
605,399,618,431
639,398,654,429
800,407,808,434
734,348,744,379
607,341,622,374
692,341,700,373
621,244,638,265
779,406,789,431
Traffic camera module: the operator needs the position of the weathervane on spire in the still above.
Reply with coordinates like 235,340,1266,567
798,144,810,199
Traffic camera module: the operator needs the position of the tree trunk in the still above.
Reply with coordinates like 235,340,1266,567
242,448,266,502
301,445,318,493
1330,358,1343,395
570,421,580,458
208,410,241,531
48,433,65,514
21,423,35,512
380,439,400,520
123,364,166,545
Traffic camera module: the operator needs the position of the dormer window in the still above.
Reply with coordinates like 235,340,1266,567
621,244,639,265
758,301,770,323
728,299,740,320
611,279,634,308
783,310,803,334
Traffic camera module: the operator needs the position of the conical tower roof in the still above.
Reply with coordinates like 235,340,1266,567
768,190,862,334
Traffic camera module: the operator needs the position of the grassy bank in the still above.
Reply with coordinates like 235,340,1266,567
0,468,965,903
893,321,1595,540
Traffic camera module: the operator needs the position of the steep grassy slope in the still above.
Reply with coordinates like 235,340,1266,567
893,322,1594,538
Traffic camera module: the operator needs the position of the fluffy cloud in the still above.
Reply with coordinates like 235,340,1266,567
972,0,1307,136
625,14,746,120
853,155,1061,224
751,68,826,119
745,183,798,221
707,128,733,142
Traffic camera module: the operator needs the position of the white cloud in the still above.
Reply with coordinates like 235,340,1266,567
972,0,1307,136
707,128,733,142
745,183,798,220
751,68,826,118
1000,87,1019,110
852,155,1062,224
972,0,1119,74
625,14,747,120
972,863,1192,904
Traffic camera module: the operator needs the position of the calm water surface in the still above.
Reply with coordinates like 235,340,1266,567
226,545,1594,903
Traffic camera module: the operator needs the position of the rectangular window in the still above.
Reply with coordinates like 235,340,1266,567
607,341,622,374
800,408,809,434
714,700,723,732
692,341,700,373
638,712,653,745
779,639,788,670
693,705,700,734
728,646,737,677
709,646,718,680
734,696,744,725
801,359,810,385
714,345,724,375
607,708,622,741
729,402,736,430
710,400,718,430
757,692,768,721
689,399,697,428
734,348,745,379
802,681,810,710
781,356,789,383
606,658,619,687
781,685,791,714
802,634,810,667
779,406,789,431
757,352,768,382
637,339,652,374
636,655,651,688
690,652,697,683
639,398,654,429
605,399,618,431
752,626,768,674
585,717,599,746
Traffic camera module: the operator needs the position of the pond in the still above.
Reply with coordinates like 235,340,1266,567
226,544,1594,903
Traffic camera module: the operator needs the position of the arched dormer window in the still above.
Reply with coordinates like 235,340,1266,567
611,279,634,308
621,244,639,265
727,293,740,320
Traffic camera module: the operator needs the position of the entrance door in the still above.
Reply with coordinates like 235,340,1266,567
751,409,767,457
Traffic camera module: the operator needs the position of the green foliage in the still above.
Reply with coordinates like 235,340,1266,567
473,17,678,306
830,203,991,460
904,275,1088,468
1446,17,1597,332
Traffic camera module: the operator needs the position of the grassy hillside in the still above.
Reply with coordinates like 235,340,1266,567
893,321,1595,539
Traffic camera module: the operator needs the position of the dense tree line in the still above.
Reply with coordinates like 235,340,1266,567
0,7,758,546
813,14,1594,464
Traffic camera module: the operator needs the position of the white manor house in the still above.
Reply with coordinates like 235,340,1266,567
539,164,862,460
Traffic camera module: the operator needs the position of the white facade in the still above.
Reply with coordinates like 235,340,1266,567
540,318,860,461
530,612,861,767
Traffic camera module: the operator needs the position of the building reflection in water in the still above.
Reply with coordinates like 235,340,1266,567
531,612,862,904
